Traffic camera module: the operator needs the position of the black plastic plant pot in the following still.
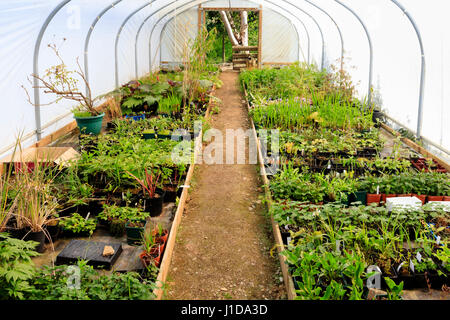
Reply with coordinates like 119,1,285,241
88,200,104,216
125,220,146,246
144,189,166,217
157,134,171,140
45,224,60,243
61,228,93,239
24,230,46,253
142,132,157,140
349,191,367,206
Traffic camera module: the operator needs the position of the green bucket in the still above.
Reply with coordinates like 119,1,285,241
74,113,105,135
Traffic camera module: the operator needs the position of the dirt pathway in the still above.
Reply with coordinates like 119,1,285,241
166,71,285,300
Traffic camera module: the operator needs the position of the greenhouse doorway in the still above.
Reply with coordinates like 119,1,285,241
199,6,262,70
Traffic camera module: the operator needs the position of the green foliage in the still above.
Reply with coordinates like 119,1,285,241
59,213,97,236
0,233,39,300
98,204,149,223
27,260,156,300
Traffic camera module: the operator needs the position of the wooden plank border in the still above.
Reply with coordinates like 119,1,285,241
153,87,215,300
243,84,296,300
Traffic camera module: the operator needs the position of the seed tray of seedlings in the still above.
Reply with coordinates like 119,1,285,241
241,63,450,300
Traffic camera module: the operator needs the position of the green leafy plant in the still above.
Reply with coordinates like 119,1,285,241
0,233,39,299
59,213,97,236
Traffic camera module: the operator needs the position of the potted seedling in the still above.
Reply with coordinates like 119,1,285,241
59,213,97,238
125,218,147,245
23,41,105,135
139,227,165,268
126,169,166,216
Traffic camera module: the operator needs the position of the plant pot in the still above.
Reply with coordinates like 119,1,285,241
381,194,397,203
74,113,105,135
124,114,145,121
143,189,166,217
61,228,93,238
142,132,157,140
366,193,381,205
349,191,367,206
5,227,27,240
413,194,427,205
444,196,450,201
163,184,181,203
24,230,46,253
398,194,413,197
125,220,146,246
427,196,444,202
152,228,169,244
45,224,60,243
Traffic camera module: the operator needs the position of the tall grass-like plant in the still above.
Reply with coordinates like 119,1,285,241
11,142,59,243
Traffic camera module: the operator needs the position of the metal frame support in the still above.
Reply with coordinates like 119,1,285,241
282,0,325,70
335,0,373,108
390,0,426,139
84,0,123,98
135,0,180,78
305,0,344,72
33,0,71,141
146,0,309,72
115,1,156,88
265,0,310,64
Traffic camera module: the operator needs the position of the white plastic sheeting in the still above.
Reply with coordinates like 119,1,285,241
0,0,448,158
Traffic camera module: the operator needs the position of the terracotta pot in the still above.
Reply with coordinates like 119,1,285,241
427,196,444,202
443,196,450,201
381,194,397,203
412,194,427,205
366,194,381,205
397,194,413,197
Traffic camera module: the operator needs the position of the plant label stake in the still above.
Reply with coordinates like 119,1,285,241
396,261,405,273
416,252,422,263
366,265,382,289
409,259,415,273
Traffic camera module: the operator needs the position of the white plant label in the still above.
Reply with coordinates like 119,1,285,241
376,185,380,194
287,237,291,245
409,259,415,273
366,265,382,289
397,261,405,273
416,252,422,263
436,236,441,245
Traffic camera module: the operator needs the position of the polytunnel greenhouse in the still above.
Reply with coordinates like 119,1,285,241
0,0,449,305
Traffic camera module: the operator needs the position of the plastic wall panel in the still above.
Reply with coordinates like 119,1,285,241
261,8,298,63
160,9,198,65
0,0,60,154
201,0,259,8
0,0,449,156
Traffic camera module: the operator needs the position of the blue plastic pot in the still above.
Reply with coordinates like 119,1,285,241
74,113,105,135
125,114,145,121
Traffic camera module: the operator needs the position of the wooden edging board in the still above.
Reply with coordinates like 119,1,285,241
380,123,450,172
243,85,297,300
152,87,215,300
